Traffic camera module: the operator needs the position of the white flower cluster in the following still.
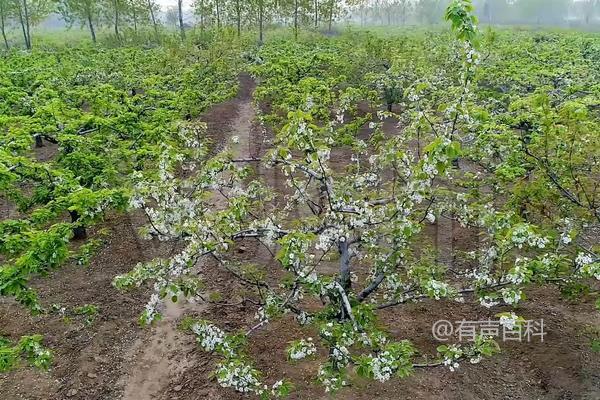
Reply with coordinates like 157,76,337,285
575,252,593,267
320,322,356,347
469,267,495,287
316,227,346,251
441,344,462,372
482,246,498,267
479,295,499,308
382,273,404,300
560,233,572,245
29,341,52,362
331,345,351,365
425,279,452,300
510,224,549,249
249,218,282,245
352,172,380,189
422,161,438,179
425,211,436,224
178,122,205,148
317,147,331,161
287,338,317,360
256,294,284,324
500,288,522,305
305,96,314,110
216,361,261,394
143,293,161,324
370,351,398,382
295,311,313,325
499,312,520,330
191,322,234,356
505,259,529,285
559,218,574,245
577,253,600,280
317,365,346,393
465,45,480,66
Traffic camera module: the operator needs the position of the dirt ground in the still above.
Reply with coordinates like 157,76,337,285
1,75,599,400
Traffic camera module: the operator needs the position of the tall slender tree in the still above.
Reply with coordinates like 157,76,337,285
193,0,203,29
293,0,299,38
146,0,160,41
214,0,221,28
107,0,123,39
0,0,10,49
12,0,50,49
324,0,340,32
127,0,148,33
231,0,244,36
58,0,100,43
14,0,30,49
249,0,267,43
178,0,185,40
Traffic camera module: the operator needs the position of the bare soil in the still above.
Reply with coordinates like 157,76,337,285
1,75,599,400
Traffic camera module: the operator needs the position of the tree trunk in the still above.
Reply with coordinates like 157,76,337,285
338,240,351,319
16,2,29,49
133,8,138,32
236,0,241,37
0,9,8,50
215,0,221,29
23,0,31,49
314,0,318,28
114,0,120,39
34,134,43,148
198,0,204,31
148,0,160,42
258,0,264,44
338,241,351,291
87,10,97,43
328,0,333,33
178,0,185,40
294,0,298,39
70,211,87,240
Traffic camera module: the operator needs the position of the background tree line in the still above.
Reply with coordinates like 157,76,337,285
0,0,598,51
0,0,349,49
349,0,600,28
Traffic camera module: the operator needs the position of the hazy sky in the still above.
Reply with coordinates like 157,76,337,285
157,0,194,10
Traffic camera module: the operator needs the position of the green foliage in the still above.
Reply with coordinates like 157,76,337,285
0,335,52,372
116,2,600,395
73,304,99,326
2,0,600,397
445,0,479,44
0,39,243,313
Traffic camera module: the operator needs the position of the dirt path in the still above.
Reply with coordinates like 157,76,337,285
120,74,258,400
0,74,258,400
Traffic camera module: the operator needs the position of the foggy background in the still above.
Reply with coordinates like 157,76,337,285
146,0,600,29
36,0,600,32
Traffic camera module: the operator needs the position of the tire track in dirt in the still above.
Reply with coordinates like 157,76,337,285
121,74,258,400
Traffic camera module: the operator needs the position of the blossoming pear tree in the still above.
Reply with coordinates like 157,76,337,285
114,0,599,396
